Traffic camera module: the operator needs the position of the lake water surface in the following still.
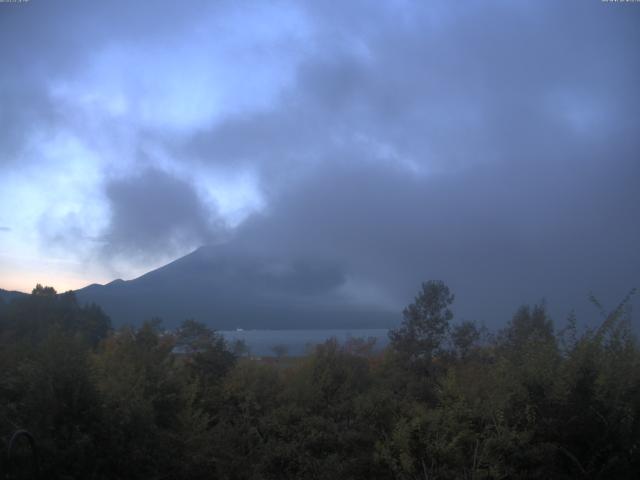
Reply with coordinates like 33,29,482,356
219,329,390,356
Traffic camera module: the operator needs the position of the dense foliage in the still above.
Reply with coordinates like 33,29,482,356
1,282,638,479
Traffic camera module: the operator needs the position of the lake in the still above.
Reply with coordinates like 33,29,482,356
219,329,390,356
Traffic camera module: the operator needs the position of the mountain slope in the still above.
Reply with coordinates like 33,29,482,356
75,245,397,329
0,288,28,303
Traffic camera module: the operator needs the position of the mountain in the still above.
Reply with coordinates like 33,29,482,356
75,245,398,329
0,288,28,303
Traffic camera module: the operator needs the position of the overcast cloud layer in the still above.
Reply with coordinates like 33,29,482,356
1,0,638,327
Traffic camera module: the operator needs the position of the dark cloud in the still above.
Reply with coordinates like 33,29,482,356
184,0,639,176
174,0,640,325
233,151,640,326
102,168,224,261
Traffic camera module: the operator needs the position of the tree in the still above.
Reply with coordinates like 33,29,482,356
31,284,57,296
389,280,455,367
450,320,482,360
0,285,110,346
176,319,236,385
499,303,555,354
271,344,289,359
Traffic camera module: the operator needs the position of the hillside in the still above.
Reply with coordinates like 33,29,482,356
0,288,27,303
75,245,397,329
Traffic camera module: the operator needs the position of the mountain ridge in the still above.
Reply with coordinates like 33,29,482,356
0,288,28,303
73,245,397,330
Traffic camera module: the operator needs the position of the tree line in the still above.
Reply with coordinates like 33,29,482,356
0,281,638,479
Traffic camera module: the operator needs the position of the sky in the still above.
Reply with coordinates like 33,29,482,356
1,0,639,327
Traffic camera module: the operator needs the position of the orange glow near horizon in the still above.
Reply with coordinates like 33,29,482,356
0,270,108,294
